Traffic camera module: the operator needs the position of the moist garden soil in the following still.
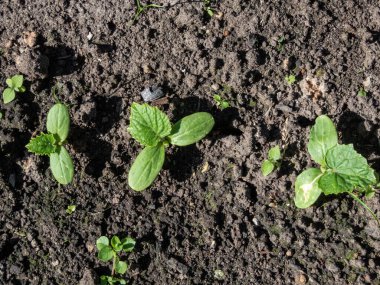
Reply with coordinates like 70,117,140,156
1,0,380,284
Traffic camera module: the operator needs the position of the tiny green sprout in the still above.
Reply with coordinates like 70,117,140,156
213,95,230,110
127,103,214,191
277,36,286,52
285,74,296,85
66,205,76,214
2,75,26,104
26,102,74,185
213,85,232,110
132,0,163,23
294,115,379,224
203,0,215,17
0,111,3,120
96,235,136,285
261,145,282,176
358,87,367,97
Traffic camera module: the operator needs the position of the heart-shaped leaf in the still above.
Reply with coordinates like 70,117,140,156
96,236,110,251
294,168,323,208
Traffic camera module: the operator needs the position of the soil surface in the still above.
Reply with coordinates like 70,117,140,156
1,0,380,284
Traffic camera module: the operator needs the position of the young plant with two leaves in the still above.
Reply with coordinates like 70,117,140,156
2,75,26,104
96,235,136,285
26,102,74,185
127,103,214,191
294,115,379,223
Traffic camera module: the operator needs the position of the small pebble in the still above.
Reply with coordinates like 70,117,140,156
141,86,164,102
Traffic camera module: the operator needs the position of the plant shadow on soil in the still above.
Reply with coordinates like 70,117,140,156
43,45,84,77
166,96,242,182
71,95,122,177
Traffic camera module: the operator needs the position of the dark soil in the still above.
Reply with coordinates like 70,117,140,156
1,0,380,284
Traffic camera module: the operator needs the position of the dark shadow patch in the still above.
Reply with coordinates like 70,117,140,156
93,96,123,134
43,45,84,76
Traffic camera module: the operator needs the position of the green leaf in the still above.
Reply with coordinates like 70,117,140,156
127,103,171,147
115,260,128,274
49,146,74,185
96,236,110,251
169,112,214,146
11,75,24,88
46,103,70,143
100,276,108,285
307,115,338,166
128,144,165,191
66,205,76,214
319,144,377,195
294,168,323,208
3,88,15,104
111,236,123,252
261,160,275,176
17,86,26,93
26,133,58,155
121,237,136,252
98,246,114,261
268,146,281,161
6,78,13,88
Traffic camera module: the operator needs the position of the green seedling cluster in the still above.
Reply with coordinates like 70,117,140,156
127,103,214,191
261,145,282,176
213,85,231,110
66,205,76,214
294,115,379,223
26,103,74,185
2,75,26,104
96,236,136,285
132,0,163,23
285,74,296,85
203,0,215,17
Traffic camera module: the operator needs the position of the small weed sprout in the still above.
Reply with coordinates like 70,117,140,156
213,85,231,110
358,86,367,97
96,236,136,285
2,75,26,104
203,0,215,17
26,96,74,185
285,74,296,85
127,103,214,191
294,115,379,223
132,0,163,23
66,205,76,214
277,36,286,52
261,145,282,176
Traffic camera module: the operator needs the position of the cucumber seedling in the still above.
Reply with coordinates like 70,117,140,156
127,103,214,191
294,115,379,223
26,102,74,185
261,145,282,176
2,75,26,104
96,235,136,285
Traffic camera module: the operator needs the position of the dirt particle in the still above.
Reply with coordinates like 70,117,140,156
22,31,37,47
295,274,307,285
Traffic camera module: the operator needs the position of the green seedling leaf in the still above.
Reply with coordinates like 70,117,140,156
319,144,377,195
358,87,367,97
127,103,171,147
261,160,275,176
6,78,13,88
98,246,114,262
115,260,128,274
169,112,214,146
96,236,110,251
26,133,58,155
307,115,338,166
111,236,123,252
50,146,74,185
11,75,24,88
294,168,323,208
285,74,296,85
128,144,165,191
268,146,281,161
3,88,15,104
121,237,136,252
18,86,26,93
66,205,76,214
47,103,70,143
0,111,3,120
